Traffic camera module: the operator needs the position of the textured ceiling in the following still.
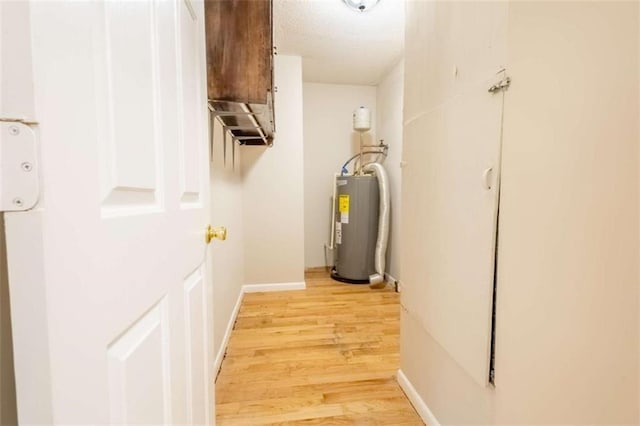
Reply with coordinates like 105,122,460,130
274,0,404,85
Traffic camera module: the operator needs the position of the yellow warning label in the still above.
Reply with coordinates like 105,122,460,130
339,195,350,213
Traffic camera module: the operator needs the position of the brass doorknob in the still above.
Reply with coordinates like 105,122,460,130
206,225,227,244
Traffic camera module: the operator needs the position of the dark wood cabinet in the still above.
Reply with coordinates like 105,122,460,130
205,0,275,146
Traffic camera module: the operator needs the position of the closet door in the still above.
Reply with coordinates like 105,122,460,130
401,0,508,386
2,0,213,423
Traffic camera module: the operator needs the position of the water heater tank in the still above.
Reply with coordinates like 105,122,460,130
353,106,371,132
332,175,379,283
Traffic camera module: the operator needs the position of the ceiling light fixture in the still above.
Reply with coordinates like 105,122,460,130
342,0,381,13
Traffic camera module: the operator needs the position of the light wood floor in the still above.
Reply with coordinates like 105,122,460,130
215,269,424,425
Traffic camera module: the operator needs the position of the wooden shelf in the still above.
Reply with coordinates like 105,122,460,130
208,100,274,146
205,0,275,146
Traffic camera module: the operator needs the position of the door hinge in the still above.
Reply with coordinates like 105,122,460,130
0,120,39,212
488,76,511,94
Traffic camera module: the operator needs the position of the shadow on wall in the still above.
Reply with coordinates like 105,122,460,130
240,145,268,178
0,214,18,425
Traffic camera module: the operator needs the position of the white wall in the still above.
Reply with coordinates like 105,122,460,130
303,83,377,268
242,55,305,285
401,1,639,424
209,120,245,361
375,61,404,280
495,2,638,422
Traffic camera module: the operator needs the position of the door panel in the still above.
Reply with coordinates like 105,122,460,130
107,299,171,424
402,80,504,386
401,1,507,387
178,0,204,205
1,0,212,423
104,1,159,190
184,266,208,424
98,1,163,214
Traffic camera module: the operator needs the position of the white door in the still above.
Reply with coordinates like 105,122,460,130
1,0,215,423
401,1,508,386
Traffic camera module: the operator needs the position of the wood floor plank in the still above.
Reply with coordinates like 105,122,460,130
215,271,424,425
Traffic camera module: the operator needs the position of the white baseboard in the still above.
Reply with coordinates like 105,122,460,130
214,288,244,375
396,369,440,426
384,272,399,291
242,281,306,293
